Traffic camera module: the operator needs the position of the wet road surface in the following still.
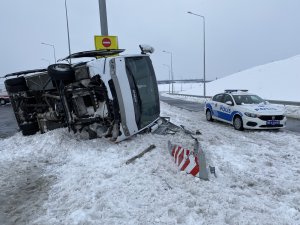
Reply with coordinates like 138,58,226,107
0,97,299,138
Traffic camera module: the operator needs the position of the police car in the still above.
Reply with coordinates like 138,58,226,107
205,90,287,130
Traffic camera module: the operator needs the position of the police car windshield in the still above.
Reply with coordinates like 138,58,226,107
233,95,264,105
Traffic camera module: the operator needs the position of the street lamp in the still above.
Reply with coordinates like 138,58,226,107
163,64,171,94
162,50,174,94
41,42,56,63
187,11,206,98
64,0,72,64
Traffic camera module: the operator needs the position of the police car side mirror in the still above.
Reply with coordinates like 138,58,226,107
225,101,233,106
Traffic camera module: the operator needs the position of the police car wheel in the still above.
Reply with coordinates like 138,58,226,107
206,109,213,121
233,116,244,131
0,99,6,105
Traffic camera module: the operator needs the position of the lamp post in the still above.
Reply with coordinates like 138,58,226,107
65,0,72,63
163,64,171,94
41,42,56,63
187,11,206,98
162,50,174,94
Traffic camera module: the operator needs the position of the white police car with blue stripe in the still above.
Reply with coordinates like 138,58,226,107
205,90,287,130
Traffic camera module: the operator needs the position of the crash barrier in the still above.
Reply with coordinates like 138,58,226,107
168,140,209,180
167,93,300,106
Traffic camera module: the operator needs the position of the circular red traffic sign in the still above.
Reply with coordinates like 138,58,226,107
102,38,111,47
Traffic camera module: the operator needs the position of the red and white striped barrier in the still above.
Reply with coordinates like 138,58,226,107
168,140,209,180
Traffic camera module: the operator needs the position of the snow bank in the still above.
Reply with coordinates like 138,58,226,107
0,83,7,95
1,103,300,225
285,105,300,119
176,55,300,102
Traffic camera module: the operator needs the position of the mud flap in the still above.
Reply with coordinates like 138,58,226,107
168,140,209,180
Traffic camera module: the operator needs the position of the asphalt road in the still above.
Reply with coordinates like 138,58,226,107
1,97,300,138
160,95,300,133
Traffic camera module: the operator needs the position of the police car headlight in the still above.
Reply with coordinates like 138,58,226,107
244,112,258,118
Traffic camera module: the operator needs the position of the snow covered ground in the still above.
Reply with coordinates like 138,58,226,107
158,54,300,119
1,55,300,225
178,54,300,102
160,54,300,102
0,83,7,95
1,102,300,225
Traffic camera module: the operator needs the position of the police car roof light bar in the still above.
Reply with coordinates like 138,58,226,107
224,89,248,93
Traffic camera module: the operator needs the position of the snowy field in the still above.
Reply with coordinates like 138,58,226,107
177,54,300,102
158,54,300,119
159,54,300,102
1,102,300,225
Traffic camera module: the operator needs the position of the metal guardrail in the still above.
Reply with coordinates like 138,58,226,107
266,100,300,106
167,93,300,106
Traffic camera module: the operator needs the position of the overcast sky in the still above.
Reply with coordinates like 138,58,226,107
1,0,300,82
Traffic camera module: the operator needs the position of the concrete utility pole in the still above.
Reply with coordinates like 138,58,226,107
99,0,109,35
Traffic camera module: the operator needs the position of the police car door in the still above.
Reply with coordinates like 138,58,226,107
211,94,224,119
217,94,234,123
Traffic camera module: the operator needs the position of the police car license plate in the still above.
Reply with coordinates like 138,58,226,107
266,120,280,126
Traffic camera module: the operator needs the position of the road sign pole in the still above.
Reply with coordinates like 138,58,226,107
99,0,108,35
